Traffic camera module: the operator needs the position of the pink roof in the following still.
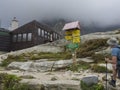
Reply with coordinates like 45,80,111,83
62,21,80,30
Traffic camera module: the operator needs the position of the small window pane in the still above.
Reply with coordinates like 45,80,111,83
22,34,27,42
42,30,44,37
54,33,56,39
50,34,53,41
17,34,22,42
56,34,58,39
13,35,17,42
45,31,47,38
28,33,32,41
48,32,50,39
38,28,41,36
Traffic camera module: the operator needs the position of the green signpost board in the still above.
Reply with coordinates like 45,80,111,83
66,43,79,51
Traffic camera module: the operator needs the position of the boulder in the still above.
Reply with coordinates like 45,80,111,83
81,75,98,86
21,79,81,90
7,58,93,72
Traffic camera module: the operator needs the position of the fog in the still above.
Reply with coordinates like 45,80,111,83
0,0,120,28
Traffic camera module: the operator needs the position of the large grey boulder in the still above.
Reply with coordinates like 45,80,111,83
7,60,73,72
7,58,93,72
81,75,98,86
20,79,81,90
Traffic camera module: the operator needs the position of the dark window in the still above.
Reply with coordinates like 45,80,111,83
17,34,22,42
45,31,47,38
48,32,50,39
28,33,32,41
53,33,56,39
22,33,27,42
13,35,17,42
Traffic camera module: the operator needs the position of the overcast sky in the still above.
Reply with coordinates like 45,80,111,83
1,0,120,28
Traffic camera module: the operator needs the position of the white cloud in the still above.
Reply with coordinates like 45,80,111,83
0,0,120,28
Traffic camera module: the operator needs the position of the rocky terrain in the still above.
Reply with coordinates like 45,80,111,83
1,29,120,90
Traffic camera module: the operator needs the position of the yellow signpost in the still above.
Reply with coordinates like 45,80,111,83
63,21,81,65
72,30,80,36
65,29,80,43
65,31,72,35
65,36,72,40
73,36,80,43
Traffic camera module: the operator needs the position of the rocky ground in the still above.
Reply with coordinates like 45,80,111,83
1,30,120,90
0,66,120,90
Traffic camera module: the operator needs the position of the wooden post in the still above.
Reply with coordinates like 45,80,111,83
72,50,77,65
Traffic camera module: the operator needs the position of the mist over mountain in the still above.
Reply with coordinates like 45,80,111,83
41,18,120,35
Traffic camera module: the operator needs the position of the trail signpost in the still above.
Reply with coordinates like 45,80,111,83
63,21,80,64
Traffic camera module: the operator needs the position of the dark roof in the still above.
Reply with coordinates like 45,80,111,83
0,28,10,32
11,20,54,33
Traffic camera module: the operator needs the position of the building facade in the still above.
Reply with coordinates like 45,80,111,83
10,20,61,51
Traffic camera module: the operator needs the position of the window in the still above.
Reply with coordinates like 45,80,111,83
45,31,47,38
42,30,44,37
17,34,22,42
38,28,41,36
28,33,32,41
53,33,56,39
22,33,27,42
48,32,50,39
56,34,58,39
50,34,53,41
13,35,17,42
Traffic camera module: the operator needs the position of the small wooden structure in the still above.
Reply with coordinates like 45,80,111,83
10,20,61,51
63,21,81,64
63,21,81,43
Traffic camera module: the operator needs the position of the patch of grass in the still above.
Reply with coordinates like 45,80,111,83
20,75,35,79
0,73,30,90
71,77,80,81
77,39,108,58
1,52,72,67
92,54,104,63
91,64,112,73
30,52,72,60
81,81,105,90
1,55,27,67
91,54,111,63
67,61,91,72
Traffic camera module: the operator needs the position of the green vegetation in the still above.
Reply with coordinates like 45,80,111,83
81,81,105,90
67,61,91,72
77,39,108,58
1,52,72,67
1,54,27,67
0,73,29,90
30,52,71,60
71,77,80,81
67,88,74,90
91,64,112,73
91,54,111,63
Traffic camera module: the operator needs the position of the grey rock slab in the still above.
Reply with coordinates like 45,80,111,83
99,63,113,70
81,75,99,86
20,79,81,90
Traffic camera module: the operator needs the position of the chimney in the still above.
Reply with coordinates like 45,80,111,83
9,17,19,31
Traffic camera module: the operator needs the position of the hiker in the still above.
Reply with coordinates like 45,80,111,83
105,37,120,87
